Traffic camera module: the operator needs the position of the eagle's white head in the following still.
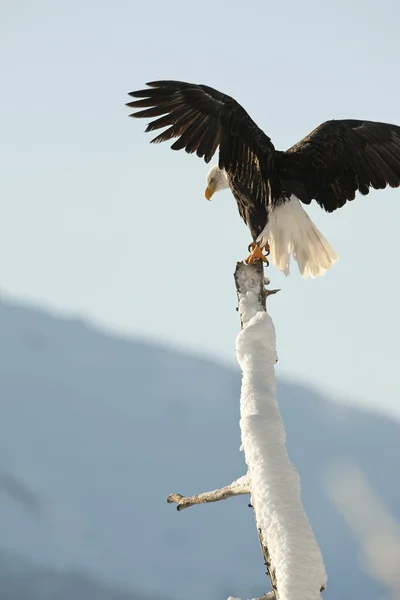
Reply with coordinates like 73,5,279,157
204,165,229,200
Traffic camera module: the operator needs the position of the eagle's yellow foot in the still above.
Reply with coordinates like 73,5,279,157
245,241,270,265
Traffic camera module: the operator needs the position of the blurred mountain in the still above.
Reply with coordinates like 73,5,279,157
0,550,161,600
0,297,399,600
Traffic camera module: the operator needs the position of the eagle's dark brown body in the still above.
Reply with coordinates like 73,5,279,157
229,174,273,241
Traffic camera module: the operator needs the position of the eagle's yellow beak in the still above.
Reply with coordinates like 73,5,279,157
204,184,216,200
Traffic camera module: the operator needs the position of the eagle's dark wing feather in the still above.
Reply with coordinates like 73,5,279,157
127,80,276,206
275,120,400,212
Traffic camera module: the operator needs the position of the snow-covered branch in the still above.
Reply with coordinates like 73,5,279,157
235,260,327,600
167,475,250,511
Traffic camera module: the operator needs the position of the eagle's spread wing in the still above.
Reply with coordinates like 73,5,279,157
275,119,400,212
127,80,275,205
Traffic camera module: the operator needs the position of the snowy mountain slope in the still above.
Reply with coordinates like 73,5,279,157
0,298,399,600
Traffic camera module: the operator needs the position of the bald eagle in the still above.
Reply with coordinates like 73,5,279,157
127,80,400,277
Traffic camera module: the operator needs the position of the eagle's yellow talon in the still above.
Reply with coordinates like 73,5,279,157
245,242,270,265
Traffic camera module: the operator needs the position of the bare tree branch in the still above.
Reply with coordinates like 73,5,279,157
167,476,250,511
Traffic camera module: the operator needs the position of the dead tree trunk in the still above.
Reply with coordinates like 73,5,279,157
168,260,326,600
234,260,280,598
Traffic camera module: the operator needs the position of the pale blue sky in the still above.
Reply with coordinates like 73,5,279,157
1,0,400,417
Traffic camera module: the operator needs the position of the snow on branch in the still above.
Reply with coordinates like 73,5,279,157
235,261,327,600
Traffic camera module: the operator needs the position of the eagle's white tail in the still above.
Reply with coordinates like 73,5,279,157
257,196,338,278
